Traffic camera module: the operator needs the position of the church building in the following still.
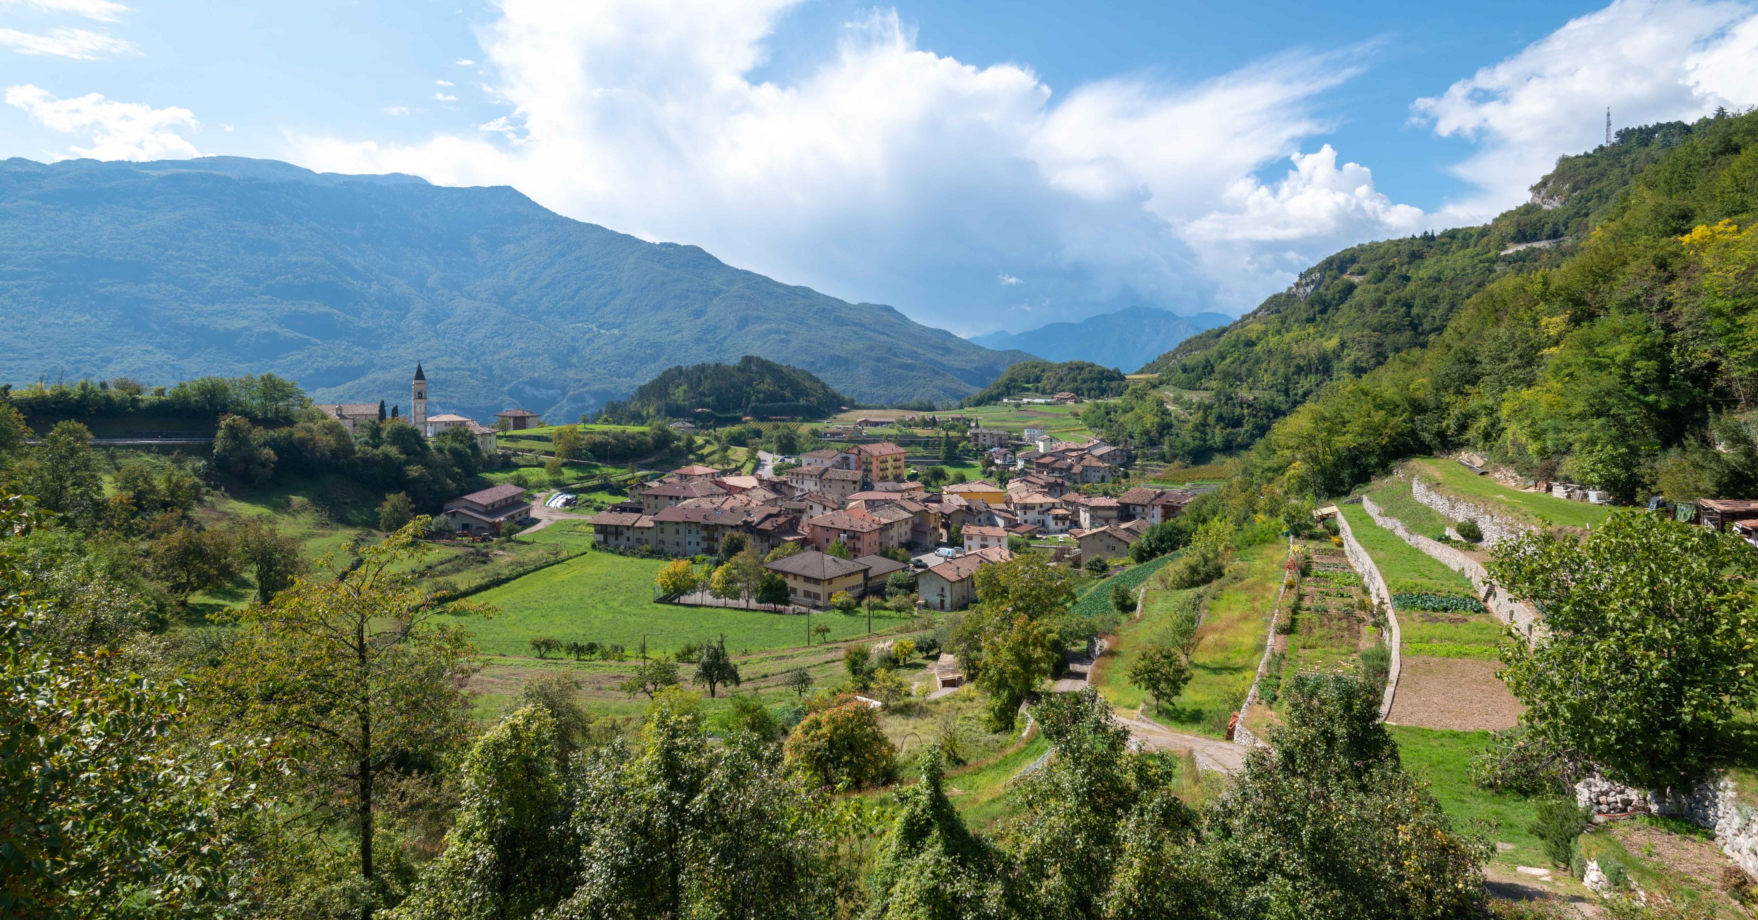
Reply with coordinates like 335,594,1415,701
314,365,497,454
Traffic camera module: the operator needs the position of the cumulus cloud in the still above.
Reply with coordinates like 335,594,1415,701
6,84,197,159
1414,0,1758,219
290,0,1429,329
432,91,457,102
0,0,127,22
998,273,1023,286
0,25,132,58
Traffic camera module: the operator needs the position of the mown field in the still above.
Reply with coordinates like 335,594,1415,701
455,550,922,658
1411,458,1612,530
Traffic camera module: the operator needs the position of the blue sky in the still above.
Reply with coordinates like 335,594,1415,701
5,0,1758,335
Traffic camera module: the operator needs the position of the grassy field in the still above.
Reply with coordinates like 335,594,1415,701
1069,553,1180,619
1338,503,1477,597
1411,458,1612,529
1364,476,1455,538
456,550,921,658
1095,583,1201,713
1104,540,1288,736
1390,725,1546,870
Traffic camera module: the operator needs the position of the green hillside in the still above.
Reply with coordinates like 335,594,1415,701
0,157,1029,419
1124,121,1699,460
1239,110,1758,499
962,360,1128,406
601,355,849,423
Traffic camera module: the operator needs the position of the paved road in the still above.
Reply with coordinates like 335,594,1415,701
523,491,592,535
756,451,779,477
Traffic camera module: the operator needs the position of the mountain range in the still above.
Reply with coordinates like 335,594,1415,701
969,306,1232,371
0,157,1033,420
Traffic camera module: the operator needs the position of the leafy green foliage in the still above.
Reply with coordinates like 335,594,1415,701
1127,644,1191,713
866,753,1011,920
602,356,850,424
783,697,897,791
692,635,741,698
1491,512,1758,788
1391,593,1486,613
962,360,1128,406
1529,798,1592,867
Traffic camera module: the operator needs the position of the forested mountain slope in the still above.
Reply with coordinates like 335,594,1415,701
1126,122,1699,460
0,157,1029,419
1237,110,1758,500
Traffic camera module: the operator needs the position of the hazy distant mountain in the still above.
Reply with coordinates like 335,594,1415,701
0,156,1031,419
969,307,1232,370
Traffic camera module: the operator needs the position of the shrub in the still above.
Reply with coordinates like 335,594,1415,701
1165,548,1224,589
1468,729,1578,796
1111,582,1136,616
1530,798,1592,867
830,591,858,612
1085,556,1109,575
1392,593,1487,614
783,699,897,791
1455,519,1484,543
1359,645,1391,694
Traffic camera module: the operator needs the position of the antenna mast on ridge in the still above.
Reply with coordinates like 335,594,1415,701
1606,107,1612,146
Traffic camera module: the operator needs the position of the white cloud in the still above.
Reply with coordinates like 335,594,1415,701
435,79,453,87
454,58,474,66
433,92,457,102
0,25,132,58
0,0,127,22
294,1,1425,328
383,105,412,116
998,273,1023,286
1414,0,1758,219
6,84,198,159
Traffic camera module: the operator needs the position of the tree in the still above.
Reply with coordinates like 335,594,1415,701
784,667,813,698
974,613,1060,731
892,638,917,667
773,425,801,456
812,622,831,645
866,753,1009,920
556,689,838,920
1128,644,1191,713
886,569,917,597
655,558,700,597
1203,673,1485,920
234,517,307,604
389,707,576,920
148,522,239,599
719,531,749,560
9,420,102,526
211,414,277,484
765,541,804,562
552,424,581,460
0,498,252,920
514,671,597,764
203,521,483,916
783,698,897,791
1491,511,1758,788
825,539,853,560
530,636,562,659
1085,555,1109,575
757,572,791,606
378,491,416,532
619,659,680,699
845,645,872,683
0,401,30,457
692,635,741,698
1111,582,1136,616
377,399,387,422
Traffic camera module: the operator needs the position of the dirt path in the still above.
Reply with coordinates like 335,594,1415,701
1118,714,1248,773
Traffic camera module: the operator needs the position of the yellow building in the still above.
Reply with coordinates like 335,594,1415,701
943,480,1005,505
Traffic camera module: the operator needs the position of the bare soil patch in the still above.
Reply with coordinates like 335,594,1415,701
1388,656,1523,731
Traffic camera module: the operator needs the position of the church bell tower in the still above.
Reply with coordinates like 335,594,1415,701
412,363,428,434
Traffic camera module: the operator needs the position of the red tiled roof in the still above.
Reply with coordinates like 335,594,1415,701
456,483,526,506
806,510,883,533
765,551,870,581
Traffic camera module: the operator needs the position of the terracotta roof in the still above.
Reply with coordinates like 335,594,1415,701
497,408,538,418
964,525,1006,538
765,550,869,580
853,441,906,457
803,449,845,460
1117,487,1164,505
945,480,1001,493
821,468,864,482
923,547,1011,583
455,483,526,506
854,554,909,578
641,480,726,499
590,511,647,527
315,403,381,419
671,465,721,476
806,510,882,533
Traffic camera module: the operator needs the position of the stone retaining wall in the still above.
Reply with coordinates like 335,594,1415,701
1411,474,1534,549
1334,501,1401,720
1577,773,1758,877
1234,535,1295,749
1361,494,1540,640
